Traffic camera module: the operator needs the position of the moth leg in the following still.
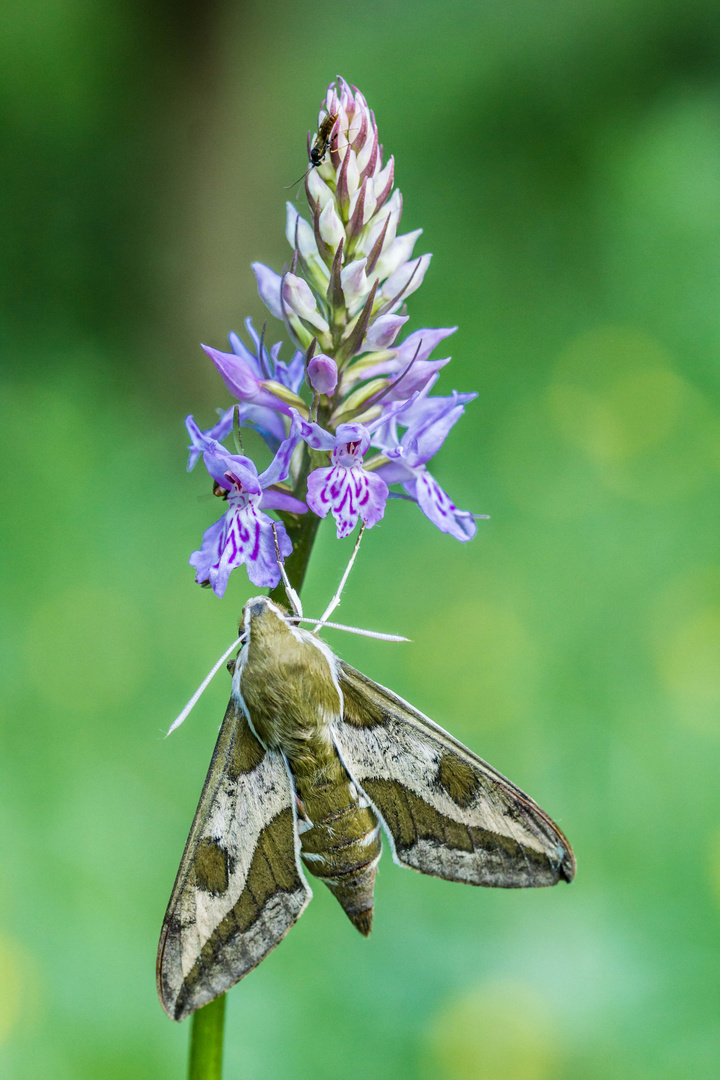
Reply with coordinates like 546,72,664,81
314,523,365,634
294,793,314,834
271,522,303,617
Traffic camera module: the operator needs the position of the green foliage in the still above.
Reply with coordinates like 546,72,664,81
2,1,720,1077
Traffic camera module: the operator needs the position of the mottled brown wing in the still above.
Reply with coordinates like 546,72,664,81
333,663,575,888
157,695,312,1021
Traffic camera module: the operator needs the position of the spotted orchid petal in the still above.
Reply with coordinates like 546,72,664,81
256,415,304,488
381,254,432,312
398,399,466,466
374,228,423,283
287,409,336,452
396,388,478,434
285,203,320,261
413,472,478,542
259,489,307,514
190,504,293,595
307,354,338,395
340,258,369,306
281,274,330,333
307,464,389,539
318,199,345,249
380,358,450,402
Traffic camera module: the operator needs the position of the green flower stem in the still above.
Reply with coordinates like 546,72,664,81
188,994,226,1080
271,438,328,606
187,450,323,1078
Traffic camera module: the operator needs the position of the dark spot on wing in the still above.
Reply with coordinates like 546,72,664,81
436,752,480,809
227,715,266,778
194,838,233,896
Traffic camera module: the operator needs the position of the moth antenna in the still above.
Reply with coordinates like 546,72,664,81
291,617,408,642
166,635,244,736
314,523,365,634
271,522,303,617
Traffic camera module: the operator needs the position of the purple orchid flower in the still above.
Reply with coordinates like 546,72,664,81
359,326,457,381
201,318,306,450
290,396,417,538
186,419,305,595
186,408,235,471
306,423,388,539
231,318,305,395
372,392,479,542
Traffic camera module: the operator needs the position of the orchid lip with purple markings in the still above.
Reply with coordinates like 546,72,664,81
289,397,418,538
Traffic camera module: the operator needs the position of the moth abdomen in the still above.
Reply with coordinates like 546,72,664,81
292,757,382,935
310,858,379,937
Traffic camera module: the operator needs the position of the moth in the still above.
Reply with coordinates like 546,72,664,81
157,595,575,1021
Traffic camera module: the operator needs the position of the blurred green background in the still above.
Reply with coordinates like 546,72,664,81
2,0,719,1077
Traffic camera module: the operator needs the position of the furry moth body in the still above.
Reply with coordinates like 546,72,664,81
157,597,575,1021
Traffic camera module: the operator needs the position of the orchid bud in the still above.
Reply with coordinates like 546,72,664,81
307,354,338,396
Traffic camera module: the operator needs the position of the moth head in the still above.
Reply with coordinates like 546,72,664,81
242,596,293,646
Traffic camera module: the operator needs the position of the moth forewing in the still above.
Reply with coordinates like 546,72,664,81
332,663,576,888
156,691,312,1022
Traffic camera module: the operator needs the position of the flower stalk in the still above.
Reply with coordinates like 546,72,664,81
188,994,225,1080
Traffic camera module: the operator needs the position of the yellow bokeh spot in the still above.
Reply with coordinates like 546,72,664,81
653,568,720,733
657,607,720,734
496,395,601,517
0,935,31,1044
547,325,720,503
422,979,562,1080
553,325,673,391
23,586,148,713
549,368,684,463
708,829,720,910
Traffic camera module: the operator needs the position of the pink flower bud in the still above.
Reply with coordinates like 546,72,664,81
307,354,338,395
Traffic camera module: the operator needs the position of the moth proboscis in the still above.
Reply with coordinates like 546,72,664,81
157,596,575,1021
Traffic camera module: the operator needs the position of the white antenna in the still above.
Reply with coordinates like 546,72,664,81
291,616,408,642
271,522,303,617
314,524,365,634
166,635,243,736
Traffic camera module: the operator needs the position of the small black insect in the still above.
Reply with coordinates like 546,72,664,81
310,111,339,167
285,112,342,191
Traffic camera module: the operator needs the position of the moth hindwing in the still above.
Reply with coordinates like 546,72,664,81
157,597,575,1020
